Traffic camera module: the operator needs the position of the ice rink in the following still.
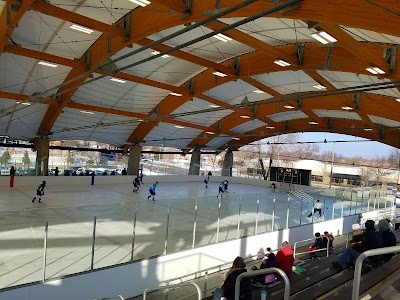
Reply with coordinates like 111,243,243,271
0,177,371,289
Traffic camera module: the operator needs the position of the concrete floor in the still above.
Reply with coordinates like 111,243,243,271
0,180,366,290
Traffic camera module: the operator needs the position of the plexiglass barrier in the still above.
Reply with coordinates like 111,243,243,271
0,189,394,290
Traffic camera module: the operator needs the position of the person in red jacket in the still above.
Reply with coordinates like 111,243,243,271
276,241,294,277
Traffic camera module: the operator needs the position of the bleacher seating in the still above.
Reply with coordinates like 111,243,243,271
128,230,400,300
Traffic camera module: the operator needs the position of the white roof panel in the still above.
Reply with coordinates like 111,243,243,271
206,135,233,149
219,17,315,46
204,79,274,105
73,75,169,114
171,97,234,127
112,45,206,86
144,122,203,149
318,71,400,98
0,53,72,96
252,71,318,95
343,27,400,44
268,110,308,122
368,115,400,127
0,100,48,140
148,25,254,63
231,119,267,133
313,110,362,121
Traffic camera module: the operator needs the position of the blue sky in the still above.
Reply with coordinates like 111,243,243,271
297,132,396,159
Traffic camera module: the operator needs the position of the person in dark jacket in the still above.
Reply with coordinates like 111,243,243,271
214,256,252,300
309,232,326,258
252,247,277,285
378,219,397,262
332,220,383,270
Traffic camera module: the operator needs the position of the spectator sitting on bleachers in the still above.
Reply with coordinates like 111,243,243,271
323,231,334,249
332,220,383,271
308,232,325,258
251,247,277,287
276,241,294,277
348,224,363,248
378,219,397,262
213,256,252,300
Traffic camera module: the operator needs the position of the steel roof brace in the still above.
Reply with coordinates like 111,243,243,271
327,118,333,130
233,57,240,76
85,50,91,71
188,79,195,95
379,127,384,140
183,0,193,16
295,43,304,65
384,46,397,75
215,0,221,9
297,98,302,108
123,14,131,41
252,105,257,117
352,93,360,109
324,46,333,68
285,120,290,131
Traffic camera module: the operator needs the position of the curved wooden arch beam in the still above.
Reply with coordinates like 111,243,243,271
35,2,188,136
125,42,396,147
0,0,35,53
318,23,389,73
226,118,400,150
35,0,400,140
32,2,125,37
206,20,298,65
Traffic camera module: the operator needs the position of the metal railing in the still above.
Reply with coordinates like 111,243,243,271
234,268,290,300
293,236,330,258
352,245,400,299
143,282,202,300
1,186,392,290
40,193,379,281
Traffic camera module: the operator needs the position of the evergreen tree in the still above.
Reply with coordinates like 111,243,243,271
1,149,11,165
22,151,31,166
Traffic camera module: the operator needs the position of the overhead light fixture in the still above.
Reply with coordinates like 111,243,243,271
341,106,353,110
16,102,20,104
169,92,182,96
364,128,373,131
129,0,151,7
209,104,220,108
206,131,215,135
396,98,400,102
284,105,295,109
232,137,240,140
110,77,126,83
266,126,275,129
137,119,143,122
274,59,291,67
213,33,233,42
240,115,250,119
80,111,95,114
175,125,185,129
21,102,31,106
309,121,319,125
151,50,169,58
253,90,265,94
38,61,58,68
313,84,327,90
70,24,94,34
311,31,337,44
213,71,227,77
366,66,385,75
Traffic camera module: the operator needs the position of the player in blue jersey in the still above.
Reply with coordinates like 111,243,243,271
147,181,158,202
